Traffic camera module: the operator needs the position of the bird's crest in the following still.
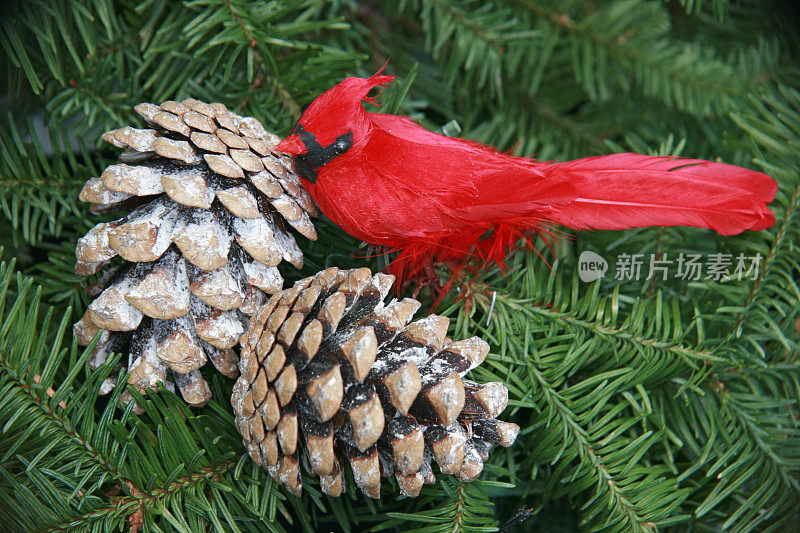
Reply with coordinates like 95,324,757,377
277,65,394,156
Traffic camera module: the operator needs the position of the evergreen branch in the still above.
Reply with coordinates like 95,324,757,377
527,361,657,532
675,0,730,19
0,258,287,531
391,0,535,96
658,373,800,530
441,260,696,531
644,83,800,531
726,184,800,345
49,461,235,532
509,90,611,154
457,256,719,385
707,86,800,363
0,114,99,246
61,77,128,125
0,351,128,484
380,480,499,532
429,0,506,55
218,0,301,117
494,292,717,370
375,1,614,158
1,0,361,135
722,384,800,493
515,0,755,115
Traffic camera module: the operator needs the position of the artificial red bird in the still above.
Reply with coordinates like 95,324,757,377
275,70,777,285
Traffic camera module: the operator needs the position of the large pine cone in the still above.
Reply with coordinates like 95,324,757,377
232,267,518,498
73,99,316,407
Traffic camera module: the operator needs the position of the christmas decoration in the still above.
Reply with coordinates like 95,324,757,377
6,1,800,531
73,99,317,408
232,267,518,498
276,71,778,284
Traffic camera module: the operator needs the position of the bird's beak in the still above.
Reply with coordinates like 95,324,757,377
275,134,307,155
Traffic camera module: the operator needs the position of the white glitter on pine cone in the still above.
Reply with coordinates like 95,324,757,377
231,267,519,499
74,98,318,410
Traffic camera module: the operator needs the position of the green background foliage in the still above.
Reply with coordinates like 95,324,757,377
1,0,798,531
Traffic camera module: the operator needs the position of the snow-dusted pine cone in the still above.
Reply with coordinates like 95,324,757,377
73,99,317,408
232,267,518,498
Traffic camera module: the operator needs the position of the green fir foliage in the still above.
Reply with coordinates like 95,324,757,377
1,0,798,531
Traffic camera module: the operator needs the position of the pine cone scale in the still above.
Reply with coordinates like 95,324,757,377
75,98,317,408
232,268,518,498
385,416,425,475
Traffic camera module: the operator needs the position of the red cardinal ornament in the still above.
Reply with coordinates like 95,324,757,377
276,70,777,285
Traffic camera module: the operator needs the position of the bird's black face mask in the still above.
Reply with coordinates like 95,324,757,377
291,123,353,183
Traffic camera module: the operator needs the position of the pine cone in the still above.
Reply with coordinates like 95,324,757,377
73,99,317,408
232,267,518,498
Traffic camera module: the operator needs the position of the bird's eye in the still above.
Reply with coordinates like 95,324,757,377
334,139,349,154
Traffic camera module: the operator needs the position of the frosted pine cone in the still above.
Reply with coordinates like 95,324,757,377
73,99,317,408
232,267,518,498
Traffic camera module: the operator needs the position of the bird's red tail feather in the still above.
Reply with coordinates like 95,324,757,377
538,153,777,235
